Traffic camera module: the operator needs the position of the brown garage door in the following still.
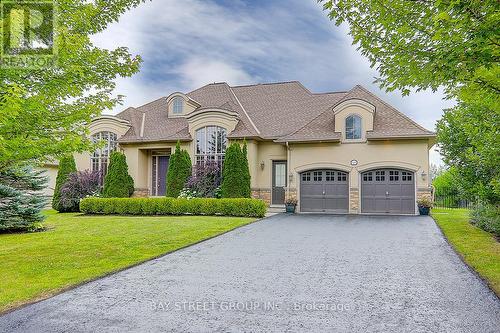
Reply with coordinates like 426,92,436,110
300,170,349,213
361,169,415,214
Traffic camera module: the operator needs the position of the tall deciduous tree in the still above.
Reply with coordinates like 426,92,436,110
166,141,192,198
0,0,145,171
52,155,77,212
320,0,499,203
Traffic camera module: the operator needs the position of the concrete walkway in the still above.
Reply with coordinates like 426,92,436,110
1,214,499,332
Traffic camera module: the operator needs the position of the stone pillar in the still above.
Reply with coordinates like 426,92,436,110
350,188,359,214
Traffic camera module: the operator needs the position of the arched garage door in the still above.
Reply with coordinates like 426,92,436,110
361,169,415,214
300,170,349,213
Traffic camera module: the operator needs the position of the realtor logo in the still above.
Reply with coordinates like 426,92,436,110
1,0,56,68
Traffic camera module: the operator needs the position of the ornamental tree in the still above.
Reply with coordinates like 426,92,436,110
0,167,47,232
241,141,251,198
60,170,102,212
52,155,77,212
221,142,251,198
102,152,134,198
166,141,192,198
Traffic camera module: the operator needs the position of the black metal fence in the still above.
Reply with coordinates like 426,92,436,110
433,190,475,209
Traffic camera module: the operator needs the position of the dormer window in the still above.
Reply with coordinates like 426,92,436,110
345,115,362,140
172,97,183,114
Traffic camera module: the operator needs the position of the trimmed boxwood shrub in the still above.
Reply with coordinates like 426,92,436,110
80,197,266,218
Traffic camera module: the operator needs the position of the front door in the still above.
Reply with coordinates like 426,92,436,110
272,161,287,205
152,155,169,196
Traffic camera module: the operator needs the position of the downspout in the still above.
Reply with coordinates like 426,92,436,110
286,141,290,200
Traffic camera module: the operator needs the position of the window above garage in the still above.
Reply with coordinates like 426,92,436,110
333,99,375,142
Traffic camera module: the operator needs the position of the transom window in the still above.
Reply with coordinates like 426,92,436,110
172,97,183,114
345,115,362,140
195,126,227,168
91,131,117,176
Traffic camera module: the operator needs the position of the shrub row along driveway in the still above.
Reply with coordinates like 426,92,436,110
1,214,499,332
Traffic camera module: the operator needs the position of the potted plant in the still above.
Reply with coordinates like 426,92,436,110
417,197,433,215
285,196,298,213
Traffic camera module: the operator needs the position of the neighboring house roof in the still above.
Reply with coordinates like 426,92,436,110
114,81,435,144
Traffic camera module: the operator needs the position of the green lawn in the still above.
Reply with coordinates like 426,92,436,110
0,211,255,313
432,208,500,296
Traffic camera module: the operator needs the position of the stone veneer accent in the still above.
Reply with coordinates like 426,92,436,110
417,188,433,202
131,188,149,198
252,188,271,205
350,188,359,214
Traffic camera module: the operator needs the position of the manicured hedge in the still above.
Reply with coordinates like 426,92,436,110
80,197,267,218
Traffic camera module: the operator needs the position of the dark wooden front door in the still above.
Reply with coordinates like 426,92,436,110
152,155,169,196
272,161,287,205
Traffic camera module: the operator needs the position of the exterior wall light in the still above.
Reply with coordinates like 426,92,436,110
260,161,265,170
289,172,294,183
421,170,427,180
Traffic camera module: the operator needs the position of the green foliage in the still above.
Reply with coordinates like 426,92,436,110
80,197,267,218
241,141,251,198
221,142,251,198
102,152,134,198
166,141,192,198
437,103,500,204
471,204,500,237
320,0,500,205
0,1,145,171
52,155,77,212
319,0,499,96
0,167,47,232
433,167,461,195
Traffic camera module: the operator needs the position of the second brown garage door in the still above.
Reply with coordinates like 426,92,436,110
300,170,349,213
361,169,415,214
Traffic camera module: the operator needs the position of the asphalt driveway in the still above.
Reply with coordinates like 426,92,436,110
1,214,499,332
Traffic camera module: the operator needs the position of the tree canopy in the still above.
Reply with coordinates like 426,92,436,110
320,0,499,204
0,0,146,171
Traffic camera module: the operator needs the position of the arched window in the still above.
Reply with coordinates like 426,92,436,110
91,131,117,175
345,115,362,140
195,126,227,168
172,97,183,114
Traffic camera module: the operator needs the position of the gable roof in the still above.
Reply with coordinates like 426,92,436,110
115,81,435,144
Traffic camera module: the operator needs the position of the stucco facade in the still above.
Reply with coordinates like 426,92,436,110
45,82,435,215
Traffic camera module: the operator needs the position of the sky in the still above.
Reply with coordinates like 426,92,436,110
92,0,453,165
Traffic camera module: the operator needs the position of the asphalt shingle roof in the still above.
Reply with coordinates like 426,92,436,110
115,81,435,144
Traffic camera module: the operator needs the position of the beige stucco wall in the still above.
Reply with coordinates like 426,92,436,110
288,139,431,214
37,165,58,197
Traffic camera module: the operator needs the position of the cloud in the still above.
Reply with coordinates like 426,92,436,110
93,0,449,164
